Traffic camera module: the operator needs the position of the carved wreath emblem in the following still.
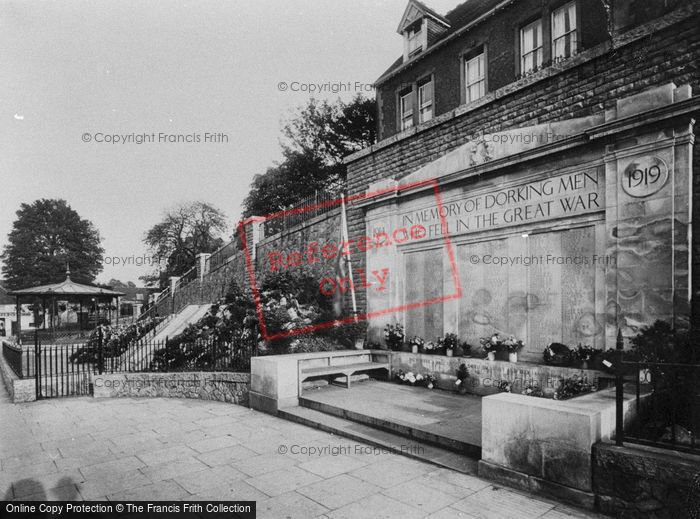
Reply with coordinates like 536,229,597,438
469,138,492,166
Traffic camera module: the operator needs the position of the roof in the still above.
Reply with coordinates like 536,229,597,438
377,0,511,84
8,273,125,298
397,0,451,33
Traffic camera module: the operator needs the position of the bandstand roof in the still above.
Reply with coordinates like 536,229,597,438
8,269,124,298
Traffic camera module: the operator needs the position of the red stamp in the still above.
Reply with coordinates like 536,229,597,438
238,178,461,341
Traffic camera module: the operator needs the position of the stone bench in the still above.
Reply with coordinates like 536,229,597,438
299,356,390,392
250,350,391,414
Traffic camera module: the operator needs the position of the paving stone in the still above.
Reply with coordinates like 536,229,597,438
297,454,368,478
348,458,428,488
234,453,298,477
452,486,556,519
382,478,462,513
136,445,199,467
76,469,152,500
421,468,491,496
326,492,426,519
190,479,270,502
187,434,240,453
139,456,209,482
256,491,329,519
79,456,144,478
108,480,191,501
173,464,246,495
245,466,321,497
195,445,259,467
296,474,377,509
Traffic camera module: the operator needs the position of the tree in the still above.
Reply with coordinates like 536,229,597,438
1,199,104,289
142,201,227,287
242,94,376,218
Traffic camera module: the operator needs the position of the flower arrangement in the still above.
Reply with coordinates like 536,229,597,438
523,383,544,398
396,370,436,389
439,333,460,355
408,336,424,353
384,323,405,351
497,380,512,393
543,343,572,366
502,336,525,353
479,334,501,353
553,377,597,400
422,341,439,354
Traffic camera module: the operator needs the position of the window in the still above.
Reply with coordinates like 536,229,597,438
465,52,486,102
520,19,543,74
400,90,414,131
407,27,422,57
418,79,433,123
552,2,577,60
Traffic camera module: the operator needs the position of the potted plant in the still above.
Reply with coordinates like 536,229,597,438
503,335,525,362
574,344,595,369
383,323,405,352
440,333,459,357
455,363,469,394
543,343,572,366
408,336,424,354
425,374,437,389
423,341,438,355
480,334,500,361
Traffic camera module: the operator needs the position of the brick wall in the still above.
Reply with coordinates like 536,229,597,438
346,11,700,313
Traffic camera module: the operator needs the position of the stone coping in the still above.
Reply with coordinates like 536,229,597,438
0,341,35,403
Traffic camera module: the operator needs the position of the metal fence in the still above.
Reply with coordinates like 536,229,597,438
208,240,239,272
11,333,255,399
616,359,699,454
262,188,341,237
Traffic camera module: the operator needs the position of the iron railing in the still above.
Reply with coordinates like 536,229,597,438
66,336,254,375
616,360,699,454
208,240,239,272
176,266,198,291
262,188,341,238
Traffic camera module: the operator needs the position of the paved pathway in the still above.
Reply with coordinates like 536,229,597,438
0,383,606,518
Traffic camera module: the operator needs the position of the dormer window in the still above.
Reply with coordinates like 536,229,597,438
398,0,450,63
407,26,423,57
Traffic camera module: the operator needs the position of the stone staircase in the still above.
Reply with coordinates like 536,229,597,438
118,304,211,370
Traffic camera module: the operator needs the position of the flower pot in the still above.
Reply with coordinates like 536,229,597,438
446,349,453,357
508,352,518,363
487,351,496,361
581,360,589,370
411,345,418,354
427,382,434,389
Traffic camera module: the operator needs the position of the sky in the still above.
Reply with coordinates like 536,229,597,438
1,0,459,285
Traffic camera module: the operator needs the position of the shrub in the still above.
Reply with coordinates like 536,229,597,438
630,320,690,363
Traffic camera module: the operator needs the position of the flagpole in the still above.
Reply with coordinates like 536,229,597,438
340,194,358,319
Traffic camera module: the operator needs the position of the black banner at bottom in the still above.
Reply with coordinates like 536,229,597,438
1,502,256,518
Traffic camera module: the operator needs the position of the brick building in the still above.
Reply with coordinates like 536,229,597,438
344,0,700,358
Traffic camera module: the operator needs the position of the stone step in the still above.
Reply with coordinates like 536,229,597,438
278,406,479,475
298,395,481,459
